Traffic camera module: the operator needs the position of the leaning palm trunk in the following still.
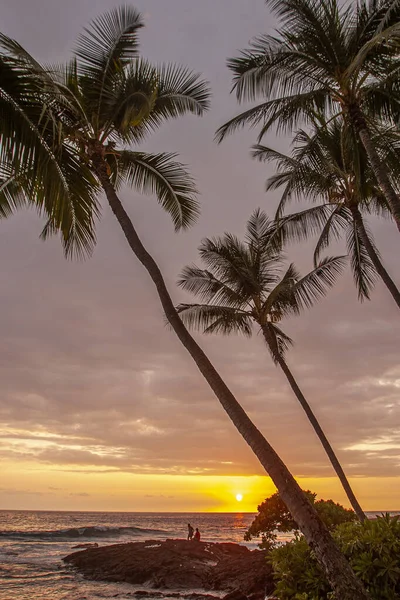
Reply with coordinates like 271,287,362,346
262,324,366,522
349,205,400,309
92,158,369,600
348,104,400,231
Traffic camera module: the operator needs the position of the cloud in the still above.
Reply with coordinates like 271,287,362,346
0,0,399,491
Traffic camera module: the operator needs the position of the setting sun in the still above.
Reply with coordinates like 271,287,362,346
235,494,243,502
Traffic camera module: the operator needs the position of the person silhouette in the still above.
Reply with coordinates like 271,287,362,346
193,527,201,542
187,523,194,540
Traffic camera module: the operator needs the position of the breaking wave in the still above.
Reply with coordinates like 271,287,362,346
0,525,169,541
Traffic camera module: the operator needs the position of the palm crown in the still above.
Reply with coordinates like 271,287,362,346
177,209,346,362
217,0,400,140
58,7,209,231
216,0,400,227
254,120,400,300
0,7,210,256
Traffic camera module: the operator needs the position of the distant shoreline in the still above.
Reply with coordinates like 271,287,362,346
1,508,399,513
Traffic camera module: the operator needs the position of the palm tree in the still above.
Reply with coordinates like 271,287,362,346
0,41,99,256
216,0,400,230
0,10,370,598
176,209,366,522
252,119,400,308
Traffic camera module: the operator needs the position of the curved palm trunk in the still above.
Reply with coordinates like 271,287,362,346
350,205,400,309
93,160,370,600
348,104,400,231
261,324,366,523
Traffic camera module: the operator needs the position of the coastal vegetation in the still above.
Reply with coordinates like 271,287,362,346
244,490,356,550
270,514,400,599
246,492,399,598
1,0,399,599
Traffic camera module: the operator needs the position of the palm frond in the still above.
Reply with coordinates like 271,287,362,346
198,235,247,276
75,6,143,68
176,303,253,337
75,6,144,132
0,144,100,259
177,265,245,307
367,192,394,219
275,204,342,246
257,90,334,139
75,6,143,123
216,90,332,143
246,208,283,257
375,0,400,33
228,35,316,103
313,204,351,264
198,235,272,298
100,59,158,141
114,150,199,230
0,52,59,176
101,60,210,143
346,21,400,79
246,207,275,243
35,143,100,259
0,42,100,259
292,255,347,311
215,102,274,144
346,220,377,300
259,264,301,325
252,144,299,168
0,163,28,217
362,81,400,124
153,63,210,117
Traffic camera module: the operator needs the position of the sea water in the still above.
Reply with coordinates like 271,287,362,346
0,511,260,600
0,510,396,600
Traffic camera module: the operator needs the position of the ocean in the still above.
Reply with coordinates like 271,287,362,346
0,510,262,600
1,510,396,600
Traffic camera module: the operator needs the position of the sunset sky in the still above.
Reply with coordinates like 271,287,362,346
1,0,399,513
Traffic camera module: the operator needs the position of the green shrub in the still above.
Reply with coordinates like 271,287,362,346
270,514,400,600
244,491,355,550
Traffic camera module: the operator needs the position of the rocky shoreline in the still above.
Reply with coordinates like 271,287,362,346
63,539,275,599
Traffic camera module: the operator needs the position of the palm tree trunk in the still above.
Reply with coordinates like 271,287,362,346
348,103,400,231
261,324,366,523
349,205,400,309
93,160,370,600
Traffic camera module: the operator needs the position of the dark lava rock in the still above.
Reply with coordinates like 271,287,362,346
72,542,99,549
222,590,249,600
63,539,273,595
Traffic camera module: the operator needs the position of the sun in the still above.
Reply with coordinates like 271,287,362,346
235,493,243,502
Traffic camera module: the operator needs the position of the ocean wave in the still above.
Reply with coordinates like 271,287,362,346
0,525,169,541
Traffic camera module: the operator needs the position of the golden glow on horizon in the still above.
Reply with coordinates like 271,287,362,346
0,457,399,512
0,459,274,512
